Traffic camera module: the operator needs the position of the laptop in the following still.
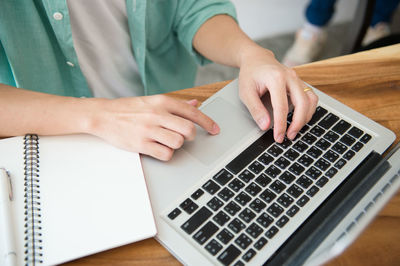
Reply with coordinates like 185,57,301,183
141,79,397,266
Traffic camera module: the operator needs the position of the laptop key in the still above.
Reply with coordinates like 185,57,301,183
360,133,372,144
213,210,231,226
218,244,242,266
168,208,182,220
334,158,347,169
332,142,348,154
228,218,246,233
326,167,338,178
202,180,221,195
288,163,305,176
298,154,314,167
277,137,293,148
249,198,267,213
258,153,274,165
306,185,320,197
180,198,199,214
193,221,219,245
293,140,309,153
284,148,300,161
323,150,339,163
218,187,235,202
277,193,294,208
245,182,262,196
265,226,279,239
205,239,223,256
233,261,245,266
316,176,329,187
191,188,204,200
265,165,281,178
286,205,300,217
352,141,364,152
296,175,313,189
306,146,323,159
318,113,339,129
332,119,351,134
343,150,356,160
228,178,245,192
296,195,310,207
324,130,340,143
248,161,265,174
256,212,274,228
340,134,356,146
254,237,268,250
242,248,257,262
308,106,328,125
235,233,253,249
310,125,325,137
235,191,252,206
287,184,304,198
213,169,234,186
268,144,284,157
301,133,317,145
181,206,212,234
239,208,257,223
279,171,296,184
276,215,290,228
224,201,242,216
348,126,364,139
315,138,331,150
246,222,263,238
207,197,224,211
267,203,284,218
315,158,331,171
238,169,255,183
217,228,234,244
255,173,272,187
259,188,277,203
305,166,322,180
226,130,274,174
275,156,291,169
270,180,286,194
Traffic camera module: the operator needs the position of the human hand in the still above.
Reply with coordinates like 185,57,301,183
87,95,220,161
238,48,318,142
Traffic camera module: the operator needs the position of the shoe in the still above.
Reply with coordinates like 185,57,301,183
362,22,391,46
283,28,327,67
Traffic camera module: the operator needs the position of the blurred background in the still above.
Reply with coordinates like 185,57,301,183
195,0,400,86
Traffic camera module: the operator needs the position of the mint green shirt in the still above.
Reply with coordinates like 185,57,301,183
0,0,236,97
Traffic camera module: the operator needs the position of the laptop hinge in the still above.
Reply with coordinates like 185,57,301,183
264,150,390,266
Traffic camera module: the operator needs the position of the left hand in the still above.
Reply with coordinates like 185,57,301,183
238,47,318,143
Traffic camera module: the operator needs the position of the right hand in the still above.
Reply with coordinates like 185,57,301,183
87,95,220,161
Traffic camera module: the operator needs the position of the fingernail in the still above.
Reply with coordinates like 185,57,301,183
211,123,220,134
277,133,284,143
288,131,297,140
257,117,268,130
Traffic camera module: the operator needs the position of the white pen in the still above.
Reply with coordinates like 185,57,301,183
0,168,17,266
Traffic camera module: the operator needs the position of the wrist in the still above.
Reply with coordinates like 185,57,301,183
73,97,108,136
238,44,276,67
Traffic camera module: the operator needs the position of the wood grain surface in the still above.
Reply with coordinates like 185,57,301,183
64,44,400,266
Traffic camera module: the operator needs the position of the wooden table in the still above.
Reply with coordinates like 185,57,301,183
65,44,400,265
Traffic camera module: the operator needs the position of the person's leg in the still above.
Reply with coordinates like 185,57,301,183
283,0,337,67
363,0,400,45
305,0,337,27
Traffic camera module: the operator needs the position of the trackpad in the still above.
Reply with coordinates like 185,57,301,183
183,97,256,166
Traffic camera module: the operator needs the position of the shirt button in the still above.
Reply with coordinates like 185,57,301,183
66,61,75,67
53,12,64,20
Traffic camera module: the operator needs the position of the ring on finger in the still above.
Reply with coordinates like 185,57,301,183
303,87,313,93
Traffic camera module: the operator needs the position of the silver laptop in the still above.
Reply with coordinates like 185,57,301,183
142,79,396,266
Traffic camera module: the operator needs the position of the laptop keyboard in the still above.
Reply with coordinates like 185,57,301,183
165,106,372,266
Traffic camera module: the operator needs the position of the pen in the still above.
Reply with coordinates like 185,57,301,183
0,168,17,266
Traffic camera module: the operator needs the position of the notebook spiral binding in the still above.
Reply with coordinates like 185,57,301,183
23,134,43,265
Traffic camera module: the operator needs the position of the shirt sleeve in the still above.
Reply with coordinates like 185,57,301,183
173,0,237,66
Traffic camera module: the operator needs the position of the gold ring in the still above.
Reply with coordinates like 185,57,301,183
303,87,313,92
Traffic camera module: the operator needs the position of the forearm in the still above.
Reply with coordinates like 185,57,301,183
193,15,274,68
0,83,96,137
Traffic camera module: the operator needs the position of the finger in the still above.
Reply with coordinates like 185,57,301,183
186,99,198,107
305,89,319,122
286,82,310,140
164,98,220,135
158,112,197,141
141,141,174,161
268,82,289,143
149,127,185,149
239,84,271,131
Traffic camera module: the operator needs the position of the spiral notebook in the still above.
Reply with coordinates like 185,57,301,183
0,134,156,265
